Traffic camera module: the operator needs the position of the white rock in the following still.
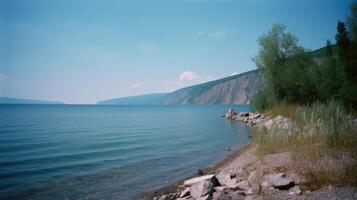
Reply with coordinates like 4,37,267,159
214,186,227,191
245,184,260,195
196,194,212,200
190,180,214,198
267,173,294,189
216,172,236,186
236,180,251,190
247,170,262,186
289,185,302,195
184,175,215,186
263,119,274,129
179,187,190,198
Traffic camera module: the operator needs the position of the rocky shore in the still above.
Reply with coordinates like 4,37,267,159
224,109,293,131
139,109,357,200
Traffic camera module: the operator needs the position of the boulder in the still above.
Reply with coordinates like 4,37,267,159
236,167,249,178
253,113,261,119
190,180,215,198
260,181,271,191
263,119,274,130
228,108,237,115
216,172,236,186
180,187,190,198
158,195,167,200
245,184,260,195
212,190,245,200
214,186,227,191
235,180,250,190
225,109,237,119
184,175,217,186
266,173,294,190
290,173,306,185
247,170,263,186
196,194,212,200
288,185,302,195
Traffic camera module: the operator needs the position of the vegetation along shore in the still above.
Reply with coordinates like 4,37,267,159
140,3,357,200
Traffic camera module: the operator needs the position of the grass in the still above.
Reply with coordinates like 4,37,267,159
261,103,298,118
252,101,357,188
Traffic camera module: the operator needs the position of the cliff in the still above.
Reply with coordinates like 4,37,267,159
160,69,263,105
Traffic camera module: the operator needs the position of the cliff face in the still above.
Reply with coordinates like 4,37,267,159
160,69,263,105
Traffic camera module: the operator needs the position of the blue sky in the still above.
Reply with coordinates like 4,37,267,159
0,0,353,104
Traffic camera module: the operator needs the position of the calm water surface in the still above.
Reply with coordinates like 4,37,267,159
0,105,251,200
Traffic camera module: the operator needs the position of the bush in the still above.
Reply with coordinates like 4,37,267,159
252,101,357,187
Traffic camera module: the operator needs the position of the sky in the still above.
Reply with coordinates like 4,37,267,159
0,0,354,104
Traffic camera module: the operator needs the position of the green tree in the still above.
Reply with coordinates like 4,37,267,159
315,40,342,101
252,24,315,110
336,8,357,108
335,21,351,65
344,3,357,109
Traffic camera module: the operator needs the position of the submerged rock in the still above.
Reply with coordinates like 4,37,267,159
225,108,238,119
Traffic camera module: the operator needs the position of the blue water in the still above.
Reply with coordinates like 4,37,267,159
0,105,251,200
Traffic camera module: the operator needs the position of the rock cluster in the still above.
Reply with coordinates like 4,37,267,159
153,170,301,200
224,109,293,131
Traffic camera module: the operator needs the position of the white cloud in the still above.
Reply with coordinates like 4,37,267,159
231,72,238,76
131,82,143,89
161,71,214,92
179,71,200,82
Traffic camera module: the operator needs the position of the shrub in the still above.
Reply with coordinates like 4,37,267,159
252,101,357,187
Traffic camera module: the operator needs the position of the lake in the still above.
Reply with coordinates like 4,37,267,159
0,105,251,199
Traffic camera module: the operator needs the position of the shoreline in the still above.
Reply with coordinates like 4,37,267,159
136,141,252,200
137,110,357,200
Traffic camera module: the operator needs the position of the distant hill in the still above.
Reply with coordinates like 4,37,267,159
99,45,329,106
3,46,329,106
309,44,337,65
309,45,337,58
97,93,168,105
98,70,263,105
0,97,64,104
160,69,263,105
